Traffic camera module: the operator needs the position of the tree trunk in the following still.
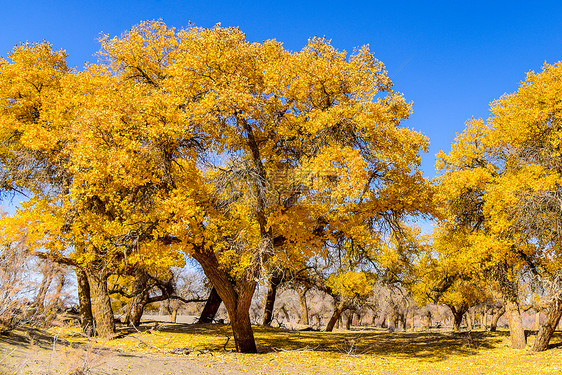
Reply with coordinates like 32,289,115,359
125,269,150,327
199,287,222,323
76,267,94,336
230,303,257,353
532,299,562,352
423,312,432,330
34,269,55,311
262,273,282,326
170,307,178,323
466,309,473,330
326,302,346,332
489,306,505,332
505,300,526,349
298,288,309,325
345,311,353,330
51,273,66,309
449,304,467,332
86,269,115,338
452,311,463,332
191,250,258,353
483,307,488,331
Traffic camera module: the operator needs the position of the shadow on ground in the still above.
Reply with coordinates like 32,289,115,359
126,321,514,361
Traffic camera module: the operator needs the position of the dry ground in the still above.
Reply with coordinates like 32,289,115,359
1,322,562,374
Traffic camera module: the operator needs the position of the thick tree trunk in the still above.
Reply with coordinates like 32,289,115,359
262,273,282,326
230,304,257,353
76,267,94,336
298,288,309,325
489,306,505,332
326,302,346,332
449,304,468,332
192,250,258,353
125,269,150,327
532,299,562,352
86,269,115,338
199,287,222,323
505,300,526,349
452,311,463,332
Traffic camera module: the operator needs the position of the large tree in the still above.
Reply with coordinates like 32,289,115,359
0,21,433,352
436,61,562,351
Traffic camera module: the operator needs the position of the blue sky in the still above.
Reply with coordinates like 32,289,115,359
1,0,561,179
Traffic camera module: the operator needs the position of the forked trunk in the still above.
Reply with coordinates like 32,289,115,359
86,269,115,338
199,287,222,323
532,299,562,352
489,306,505,332
76,267,94,336
448,304,468,333
262,273,282,326
505,300,526,349
326,302,346,332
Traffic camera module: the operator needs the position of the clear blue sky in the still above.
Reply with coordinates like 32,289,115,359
1,0,561,179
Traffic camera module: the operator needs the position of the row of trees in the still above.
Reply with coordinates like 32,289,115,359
0,20,561,353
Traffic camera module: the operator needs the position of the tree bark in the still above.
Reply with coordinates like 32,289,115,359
262,273,282,326
34,267,55,312
326,302,346,332
345,311,353,330
449,304,468,332
532,299,562,352
125,269,150,327
505,300,526,349
298,288,309,325
170,306,178,323
86,269,115,338
489,306,505,332
199,287,222,323
76,267,94,336
453,311,463,332
51,272,66,309
192,250,258,353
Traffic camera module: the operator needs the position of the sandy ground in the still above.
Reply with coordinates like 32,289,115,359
0,325,252,375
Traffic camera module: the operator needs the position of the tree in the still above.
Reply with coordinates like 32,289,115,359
435,119,528,348
483,62,562,351
435,62,562,351
0,21,433,352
